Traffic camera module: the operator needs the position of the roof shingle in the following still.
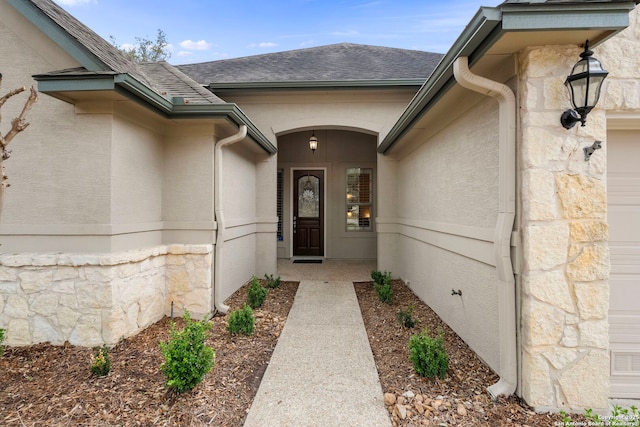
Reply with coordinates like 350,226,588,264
138,62,226,105
28,0,155,88
177,43,444,85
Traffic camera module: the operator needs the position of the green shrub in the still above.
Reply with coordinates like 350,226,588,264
247,276,268,309
409,328,449,379
372,271,394,304
264,273,282,289
227,305,255,336
0,328,5,357
159,310,215,393
397,305,416,328
90,345,111,376
371,270,384,284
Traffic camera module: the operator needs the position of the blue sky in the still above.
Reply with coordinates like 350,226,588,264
53,0,502,65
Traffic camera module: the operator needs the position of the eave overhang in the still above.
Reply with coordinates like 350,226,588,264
34,73,277,155
378,1,637,154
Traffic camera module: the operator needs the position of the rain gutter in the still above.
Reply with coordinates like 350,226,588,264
213,125,248,314
453,56,517,399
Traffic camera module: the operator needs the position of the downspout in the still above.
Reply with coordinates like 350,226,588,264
213,125,248,314
453,57,517,398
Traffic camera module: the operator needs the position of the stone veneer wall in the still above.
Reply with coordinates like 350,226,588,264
518,8,640,411
0,244,212,347
518,44,610,412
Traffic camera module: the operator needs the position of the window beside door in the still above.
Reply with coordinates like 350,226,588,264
277,169,283,241
346,168,372,231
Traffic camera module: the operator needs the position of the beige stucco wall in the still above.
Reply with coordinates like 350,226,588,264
225,88,415,262
225,89,418,144
0,1,113,252
378,97,503,373
162,124,217,245
277,129,377,259
112,111,164,225
0,0,279,347
219,142,260,301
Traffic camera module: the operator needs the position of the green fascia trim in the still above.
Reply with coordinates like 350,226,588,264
115,74,174,113
35,74,276,154
7,0,109,72
207,79,425,92
35,76,117,92
172,104,277,154
378,2,635,154
502,3,635,33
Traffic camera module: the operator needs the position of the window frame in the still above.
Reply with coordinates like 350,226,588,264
345,167,373,232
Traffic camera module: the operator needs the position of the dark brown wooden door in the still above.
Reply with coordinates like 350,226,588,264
293,170,324,256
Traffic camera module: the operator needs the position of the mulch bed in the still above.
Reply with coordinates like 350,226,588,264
1,278,581,426
0,281,299,427
354,280,569,427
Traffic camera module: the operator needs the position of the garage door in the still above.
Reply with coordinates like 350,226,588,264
608,129,640,399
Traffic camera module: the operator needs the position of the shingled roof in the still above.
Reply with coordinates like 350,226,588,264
25,0,225,105
138,62,226,105
28,0,154,87
177,43,444,85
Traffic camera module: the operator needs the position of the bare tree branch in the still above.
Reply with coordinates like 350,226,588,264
0,75,39,191
1,86,38,152
0,85,27,108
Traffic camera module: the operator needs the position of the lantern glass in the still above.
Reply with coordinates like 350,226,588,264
562,41,608,129
309,134,318,152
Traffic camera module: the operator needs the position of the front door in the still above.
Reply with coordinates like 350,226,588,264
293,170,324,256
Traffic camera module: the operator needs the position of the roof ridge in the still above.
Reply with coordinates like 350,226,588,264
179,42,437,68
177,43,443,85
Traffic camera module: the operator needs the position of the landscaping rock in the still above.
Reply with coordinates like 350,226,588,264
396,404,407,420
457,402,468,416
384,392,397,406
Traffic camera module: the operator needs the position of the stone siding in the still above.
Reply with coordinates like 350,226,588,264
518,8,639,412
519,46,609,411
0,244,212,347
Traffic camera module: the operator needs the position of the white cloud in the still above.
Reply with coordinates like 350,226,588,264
177,51,193,57
54,0,95,6
119,43,136,51
179,40,213,51
248,42,278,49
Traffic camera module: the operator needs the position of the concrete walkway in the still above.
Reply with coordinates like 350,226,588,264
243,279,391,427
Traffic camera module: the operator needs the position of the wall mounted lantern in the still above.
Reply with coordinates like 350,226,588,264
561,40,609,129
309,131,318,154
